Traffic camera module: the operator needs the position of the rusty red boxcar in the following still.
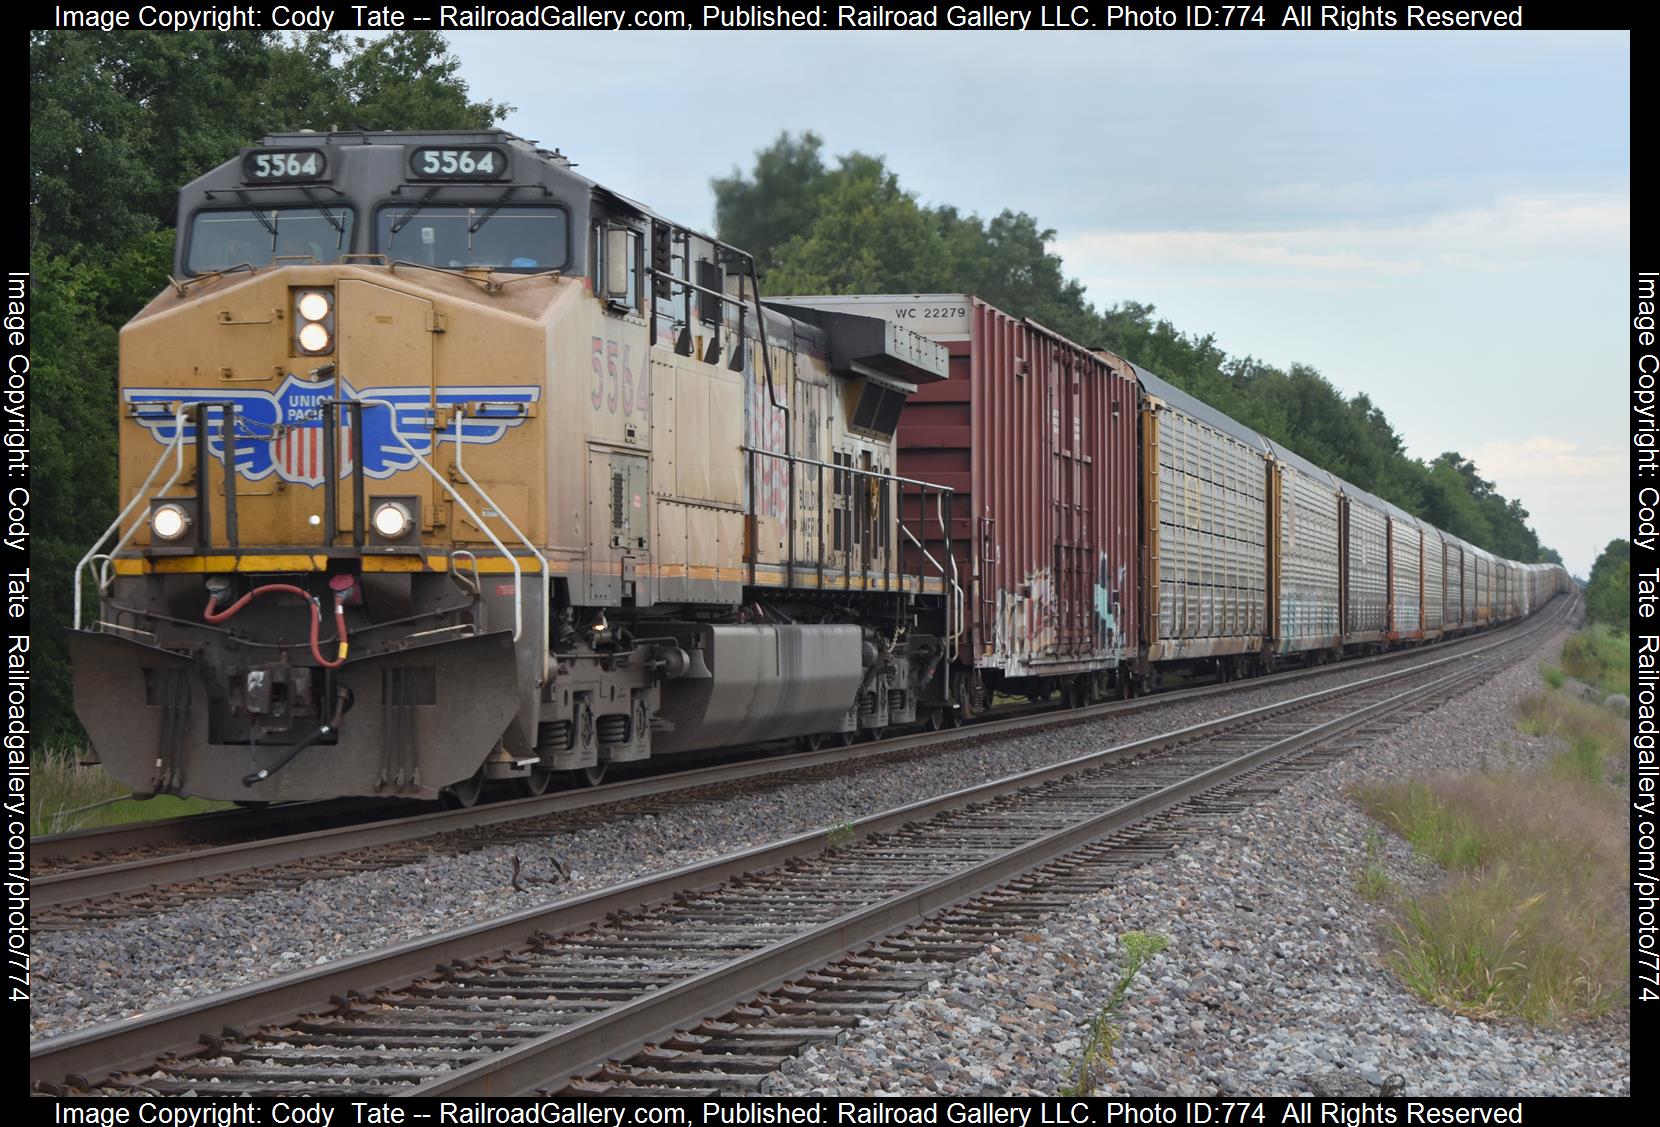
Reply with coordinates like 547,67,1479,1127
777,295,1140,707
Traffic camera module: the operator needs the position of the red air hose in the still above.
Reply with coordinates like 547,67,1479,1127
204,583,349,668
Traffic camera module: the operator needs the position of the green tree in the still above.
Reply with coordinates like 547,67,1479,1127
1584,539,1630,631
711,131,832,273
271,31,510,133
765,157,953,294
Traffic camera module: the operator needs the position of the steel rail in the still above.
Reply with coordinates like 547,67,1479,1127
34,602,1563,908
30,596,1566,1093
33,798,407,868
419,648,1515,1095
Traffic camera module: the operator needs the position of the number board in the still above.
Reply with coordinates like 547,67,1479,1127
408,147,508,180
242,149,328,183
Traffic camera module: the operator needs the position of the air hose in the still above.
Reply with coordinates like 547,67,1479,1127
242,723,332,787
204,582,349,668
242,684,355,788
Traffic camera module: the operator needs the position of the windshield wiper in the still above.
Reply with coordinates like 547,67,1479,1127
301,187,346,247
234,191,278,239
467,185,521,237
390,187,440,236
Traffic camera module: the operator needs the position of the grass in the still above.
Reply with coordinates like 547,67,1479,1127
825,821,857,848
1350,636,1630,1025
1514,691,1630,784
1355,829,1399,902
1558,624,1629,698
1061,930,1168,1096
30,748,231,837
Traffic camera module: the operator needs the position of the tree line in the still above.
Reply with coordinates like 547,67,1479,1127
713,132,1563,569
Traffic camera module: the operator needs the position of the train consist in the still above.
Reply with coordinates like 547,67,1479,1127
70,130,1568,805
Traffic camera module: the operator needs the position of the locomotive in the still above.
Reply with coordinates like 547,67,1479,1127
69,130,1566,806
73,128,963,805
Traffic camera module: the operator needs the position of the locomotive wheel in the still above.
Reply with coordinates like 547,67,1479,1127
569,763,608,788
440,772,486,809
516,766,556,798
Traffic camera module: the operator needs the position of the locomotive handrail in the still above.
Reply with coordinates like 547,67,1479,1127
447,549,482,596
940,490,962,666
449,410,550,679
739,442,964,672
74,409,190,630
899,525,944,576
739,446,954,492
350,396,535,645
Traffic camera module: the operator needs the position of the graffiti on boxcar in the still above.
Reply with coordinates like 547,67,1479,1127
1093,553,1125,649
994,567,1057,661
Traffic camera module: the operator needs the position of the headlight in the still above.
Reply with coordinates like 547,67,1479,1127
372,501,413,539
297,321,331,352
152,503,191,541
296,291,331,321
293,287,335,356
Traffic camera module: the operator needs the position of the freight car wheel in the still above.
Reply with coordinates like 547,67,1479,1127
569,763,608,788
440,772,485,809
800,732,827,752
516,766,557,798
835,730,858,748
924,708,945,732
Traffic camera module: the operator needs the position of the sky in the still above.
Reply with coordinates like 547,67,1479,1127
444,30,1630,577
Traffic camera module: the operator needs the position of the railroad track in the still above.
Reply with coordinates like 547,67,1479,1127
32,797,414,872
30,595,1568,1095
32,610,1562,929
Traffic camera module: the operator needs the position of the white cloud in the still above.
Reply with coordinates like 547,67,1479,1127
1053,191,1629,284
1470,436,1628,484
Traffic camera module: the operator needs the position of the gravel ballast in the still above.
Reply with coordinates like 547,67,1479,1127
32,613,1600,1083
765,614,1629,1096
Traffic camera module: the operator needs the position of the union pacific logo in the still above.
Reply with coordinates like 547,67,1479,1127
123,374,539,487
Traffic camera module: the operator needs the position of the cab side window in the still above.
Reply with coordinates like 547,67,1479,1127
595,222,642,312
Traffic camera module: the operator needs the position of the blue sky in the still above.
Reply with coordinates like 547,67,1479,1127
444,31,1629,576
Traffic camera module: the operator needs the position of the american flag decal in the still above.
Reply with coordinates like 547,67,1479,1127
272,417,353,487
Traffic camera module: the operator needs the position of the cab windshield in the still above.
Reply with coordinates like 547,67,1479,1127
186,207,354,273
375,205,567,271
